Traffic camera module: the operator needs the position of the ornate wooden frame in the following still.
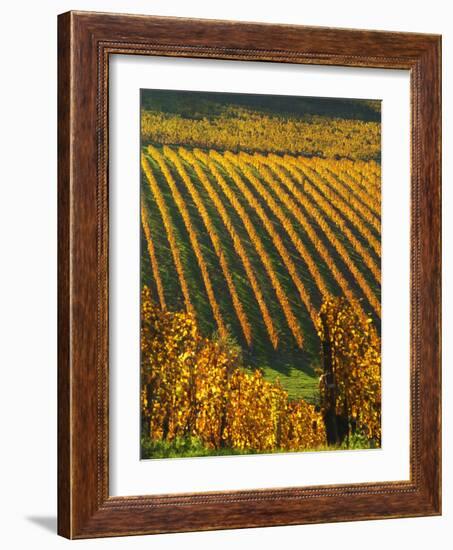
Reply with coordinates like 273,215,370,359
58,10,441,539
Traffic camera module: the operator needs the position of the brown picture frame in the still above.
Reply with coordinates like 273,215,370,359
58,10,441,539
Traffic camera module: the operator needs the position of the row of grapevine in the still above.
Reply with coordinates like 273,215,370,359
141,146,381,351
147,145,228,339
269,154,381,284
260,154,380,318
253,154,373,323
354,159,381,187
305,157,381,234
327,163,381,215
141,152,196,319
180,148,280,349
208,149,305,348
334,162,381,206
162,145,253,346
235,153,331,295
287,157,381,258
141,197,166,310
225,151,319,326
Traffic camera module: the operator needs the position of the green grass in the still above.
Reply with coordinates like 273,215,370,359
141,436,253,459
140,432,375,460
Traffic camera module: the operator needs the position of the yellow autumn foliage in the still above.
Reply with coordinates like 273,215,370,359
141,286,326,452
141,110,380,160
317,296,381,444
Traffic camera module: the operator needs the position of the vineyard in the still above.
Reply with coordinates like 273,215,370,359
140,144,381,404
141,90,381,161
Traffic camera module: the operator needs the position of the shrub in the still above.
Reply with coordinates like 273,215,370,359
317,296,381,446
141,286,325,453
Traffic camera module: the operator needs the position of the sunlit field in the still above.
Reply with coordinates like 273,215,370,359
140,91,381,458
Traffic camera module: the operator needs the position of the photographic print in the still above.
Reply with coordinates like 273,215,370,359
140,89,381,459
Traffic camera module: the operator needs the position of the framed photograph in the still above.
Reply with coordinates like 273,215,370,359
58,11,441,538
